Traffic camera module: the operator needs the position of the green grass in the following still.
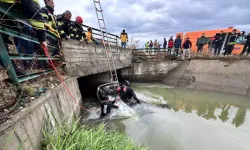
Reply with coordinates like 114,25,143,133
41,119,147,150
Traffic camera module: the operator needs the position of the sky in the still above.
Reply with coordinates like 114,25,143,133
39,0,250,47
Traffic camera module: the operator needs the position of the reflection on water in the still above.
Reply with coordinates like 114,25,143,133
134,84,250,128
86,84,250,150
123,84,250,150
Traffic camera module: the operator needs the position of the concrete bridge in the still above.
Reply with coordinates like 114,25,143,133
62,40,132,78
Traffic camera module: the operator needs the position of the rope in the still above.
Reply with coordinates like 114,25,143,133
41,44,95,113
0,1,18,19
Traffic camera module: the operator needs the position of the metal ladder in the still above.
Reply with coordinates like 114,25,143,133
93,0,119,85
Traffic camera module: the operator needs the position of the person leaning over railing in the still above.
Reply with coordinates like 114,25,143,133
0,0,50,74
69,16,86,41
0,0,49,48
0,0,49,50
56,10,72,39
40,0,59,37
40,0,61,56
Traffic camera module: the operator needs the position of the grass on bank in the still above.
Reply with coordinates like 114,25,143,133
42,119,147,150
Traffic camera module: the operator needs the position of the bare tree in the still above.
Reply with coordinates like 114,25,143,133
128,37,140,49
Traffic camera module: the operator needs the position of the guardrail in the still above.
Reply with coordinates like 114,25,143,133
81,24,119,45
0,3,62,87
0,2,121,87
133,48,173,62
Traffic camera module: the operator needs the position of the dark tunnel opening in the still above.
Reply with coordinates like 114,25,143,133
77,69,123,102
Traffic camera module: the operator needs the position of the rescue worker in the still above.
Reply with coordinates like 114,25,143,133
40,0,59,38
224,29,237,56
56,10,72,39
40,0,60,56
214,31,224,57
118,80,141,106
168,36,174,54
85,27,96,43
68,16,86,41
120,29,128,48
99,86,119,118
0,0,47,46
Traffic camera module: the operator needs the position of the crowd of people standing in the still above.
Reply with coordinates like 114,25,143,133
145,35,182,55
144,29,250,60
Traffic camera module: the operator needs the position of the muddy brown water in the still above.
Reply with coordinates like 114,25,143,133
92,83,250,150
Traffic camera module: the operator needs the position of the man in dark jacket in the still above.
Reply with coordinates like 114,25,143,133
57,10,72,39
196,33,207,55
163,38,167,49
182,37,192,60
224,29,237,56
241,33,250,56
214,31,225,57
174,35,182,56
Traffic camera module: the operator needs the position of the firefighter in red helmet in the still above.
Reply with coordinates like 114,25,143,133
69,16,86,41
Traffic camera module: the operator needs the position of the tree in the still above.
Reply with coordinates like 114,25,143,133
127,37,140,49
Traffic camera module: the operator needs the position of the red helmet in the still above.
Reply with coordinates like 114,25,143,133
76,16,83,24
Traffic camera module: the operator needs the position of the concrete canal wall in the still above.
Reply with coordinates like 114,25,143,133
122,59,250,96
169,59,250,96
0,78,82,150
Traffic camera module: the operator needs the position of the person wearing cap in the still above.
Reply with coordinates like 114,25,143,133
85,27,96,43
120,29,128,48
182,37,192,60
56,10,72,39
69,16,86,41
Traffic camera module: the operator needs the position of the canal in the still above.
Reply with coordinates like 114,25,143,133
84,83,250,150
